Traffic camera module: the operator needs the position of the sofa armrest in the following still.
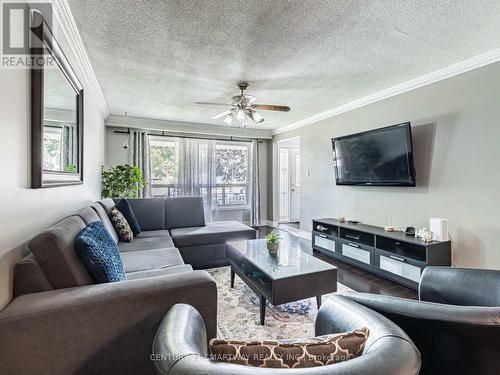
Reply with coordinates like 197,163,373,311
343,291,500,374
419,266,500,306
152,304,208,375
0,270,217,375
343,291,500,326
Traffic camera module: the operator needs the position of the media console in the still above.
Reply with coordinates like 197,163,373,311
312,218,451,290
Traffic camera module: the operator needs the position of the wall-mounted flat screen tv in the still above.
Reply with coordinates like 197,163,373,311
331,123,416,186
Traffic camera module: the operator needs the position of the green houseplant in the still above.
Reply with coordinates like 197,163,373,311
264,230,281,255
101,164,147,199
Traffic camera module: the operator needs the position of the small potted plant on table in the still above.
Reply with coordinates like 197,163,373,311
265,230,281,256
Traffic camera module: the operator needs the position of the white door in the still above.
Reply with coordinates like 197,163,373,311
279,148,289,222
289,148,300,222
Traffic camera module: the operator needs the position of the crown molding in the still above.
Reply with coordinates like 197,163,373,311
51,0,109,118
106,115,273,139
272,47,500,135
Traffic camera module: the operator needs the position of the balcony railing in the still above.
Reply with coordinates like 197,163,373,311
151,184,248,206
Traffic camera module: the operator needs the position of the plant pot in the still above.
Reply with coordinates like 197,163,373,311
267,241,279,255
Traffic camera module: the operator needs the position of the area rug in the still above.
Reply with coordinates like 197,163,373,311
207,266,354,341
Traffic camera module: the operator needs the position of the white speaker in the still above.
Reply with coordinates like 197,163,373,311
430,218,448,241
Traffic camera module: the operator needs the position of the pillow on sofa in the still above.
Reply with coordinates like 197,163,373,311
209,327,369,368
75,221,126,283
116,199,141,235
109,207,134,242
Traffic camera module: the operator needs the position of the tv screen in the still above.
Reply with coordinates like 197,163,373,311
332,123,416,186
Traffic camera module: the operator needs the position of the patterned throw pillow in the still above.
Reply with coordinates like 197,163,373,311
74,221,126,283
109,207,134,242
209,327,369,368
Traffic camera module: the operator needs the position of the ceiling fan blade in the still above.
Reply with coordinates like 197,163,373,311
247,109,264,123
244,95,256,104
195,101,233,107
211,110,233,120
252,104,291,112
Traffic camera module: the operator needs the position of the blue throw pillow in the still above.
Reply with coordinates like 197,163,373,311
116,199,141,235
75,221,126,283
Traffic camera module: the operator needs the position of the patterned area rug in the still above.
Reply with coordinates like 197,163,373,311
207,267,354,341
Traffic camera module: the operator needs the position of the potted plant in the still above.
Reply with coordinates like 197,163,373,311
264,230,281,256
101,164,147,198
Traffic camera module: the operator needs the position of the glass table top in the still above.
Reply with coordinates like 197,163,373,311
226,238,336,280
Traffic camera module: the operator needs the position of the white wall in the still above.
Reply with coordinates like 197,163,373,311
273,61,500,269
105,126,269,223
0,21,106,310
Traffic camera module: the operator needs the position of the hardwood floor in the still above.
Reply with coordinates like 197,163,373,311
255,226,418,299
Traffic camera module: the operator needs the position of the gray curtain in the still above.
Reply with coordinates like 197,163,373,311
128,130,152,198
176,138,219,222
250,139,261,226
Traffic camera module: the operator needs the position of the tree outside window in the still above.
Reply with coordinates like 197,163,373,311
149,136,249,205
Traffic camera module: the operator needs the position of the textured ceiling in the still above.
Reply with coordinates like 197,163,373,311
68,0,500,130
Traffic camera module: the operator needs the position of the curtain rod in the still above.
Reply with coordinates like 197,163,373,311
113,129,265,143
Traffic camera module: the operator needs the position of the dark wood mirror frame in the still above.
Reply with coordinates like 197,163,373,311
30,10,84,188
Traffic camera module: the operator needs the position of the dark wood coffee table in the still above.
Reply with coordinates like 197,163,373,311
226,239,338,325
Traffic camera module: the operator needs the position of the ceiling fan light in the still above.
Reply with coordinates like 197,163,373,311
236,109,246,121
252,111,263,123
224,113,233,125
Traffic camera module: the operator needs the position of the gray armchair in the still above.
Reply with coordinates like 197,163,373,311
152,296,421,375
343,266,500,375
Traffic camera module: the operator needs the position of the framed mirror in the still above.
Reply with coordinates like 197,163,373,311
30,10,84,188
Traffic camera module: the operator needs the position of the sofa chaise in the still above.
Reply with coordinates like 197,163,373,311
0,196,256,375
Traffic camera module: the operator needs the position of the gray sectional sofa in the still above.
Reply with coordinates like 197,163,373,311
0,196,256,375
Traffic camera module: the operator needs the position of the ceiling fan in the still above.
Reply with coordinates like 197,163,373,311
195,83,291,126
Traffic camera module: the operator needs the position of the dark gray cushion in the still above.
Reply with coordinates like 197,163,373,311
118,236,175,252
91,203,119,244
127,198,166,231
120,248,184,273
170,221,256,247
126,264,193,280
136,230,171,239
13,254,53,297
28,215,94,289
97,198,116,213
165,197,205,229
78,207,100,225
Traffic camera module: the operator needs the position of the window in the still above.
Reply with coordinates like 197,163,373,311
150,137,178,197
215,142,249,205
149,136,250,206
43,126,63,171
42,123,78,173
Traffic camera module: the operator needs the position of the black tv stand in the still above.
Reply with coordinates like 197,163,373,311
312,218,451,290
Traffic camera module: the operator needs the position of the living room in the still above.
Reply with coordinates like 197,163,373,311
0,1,499,374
